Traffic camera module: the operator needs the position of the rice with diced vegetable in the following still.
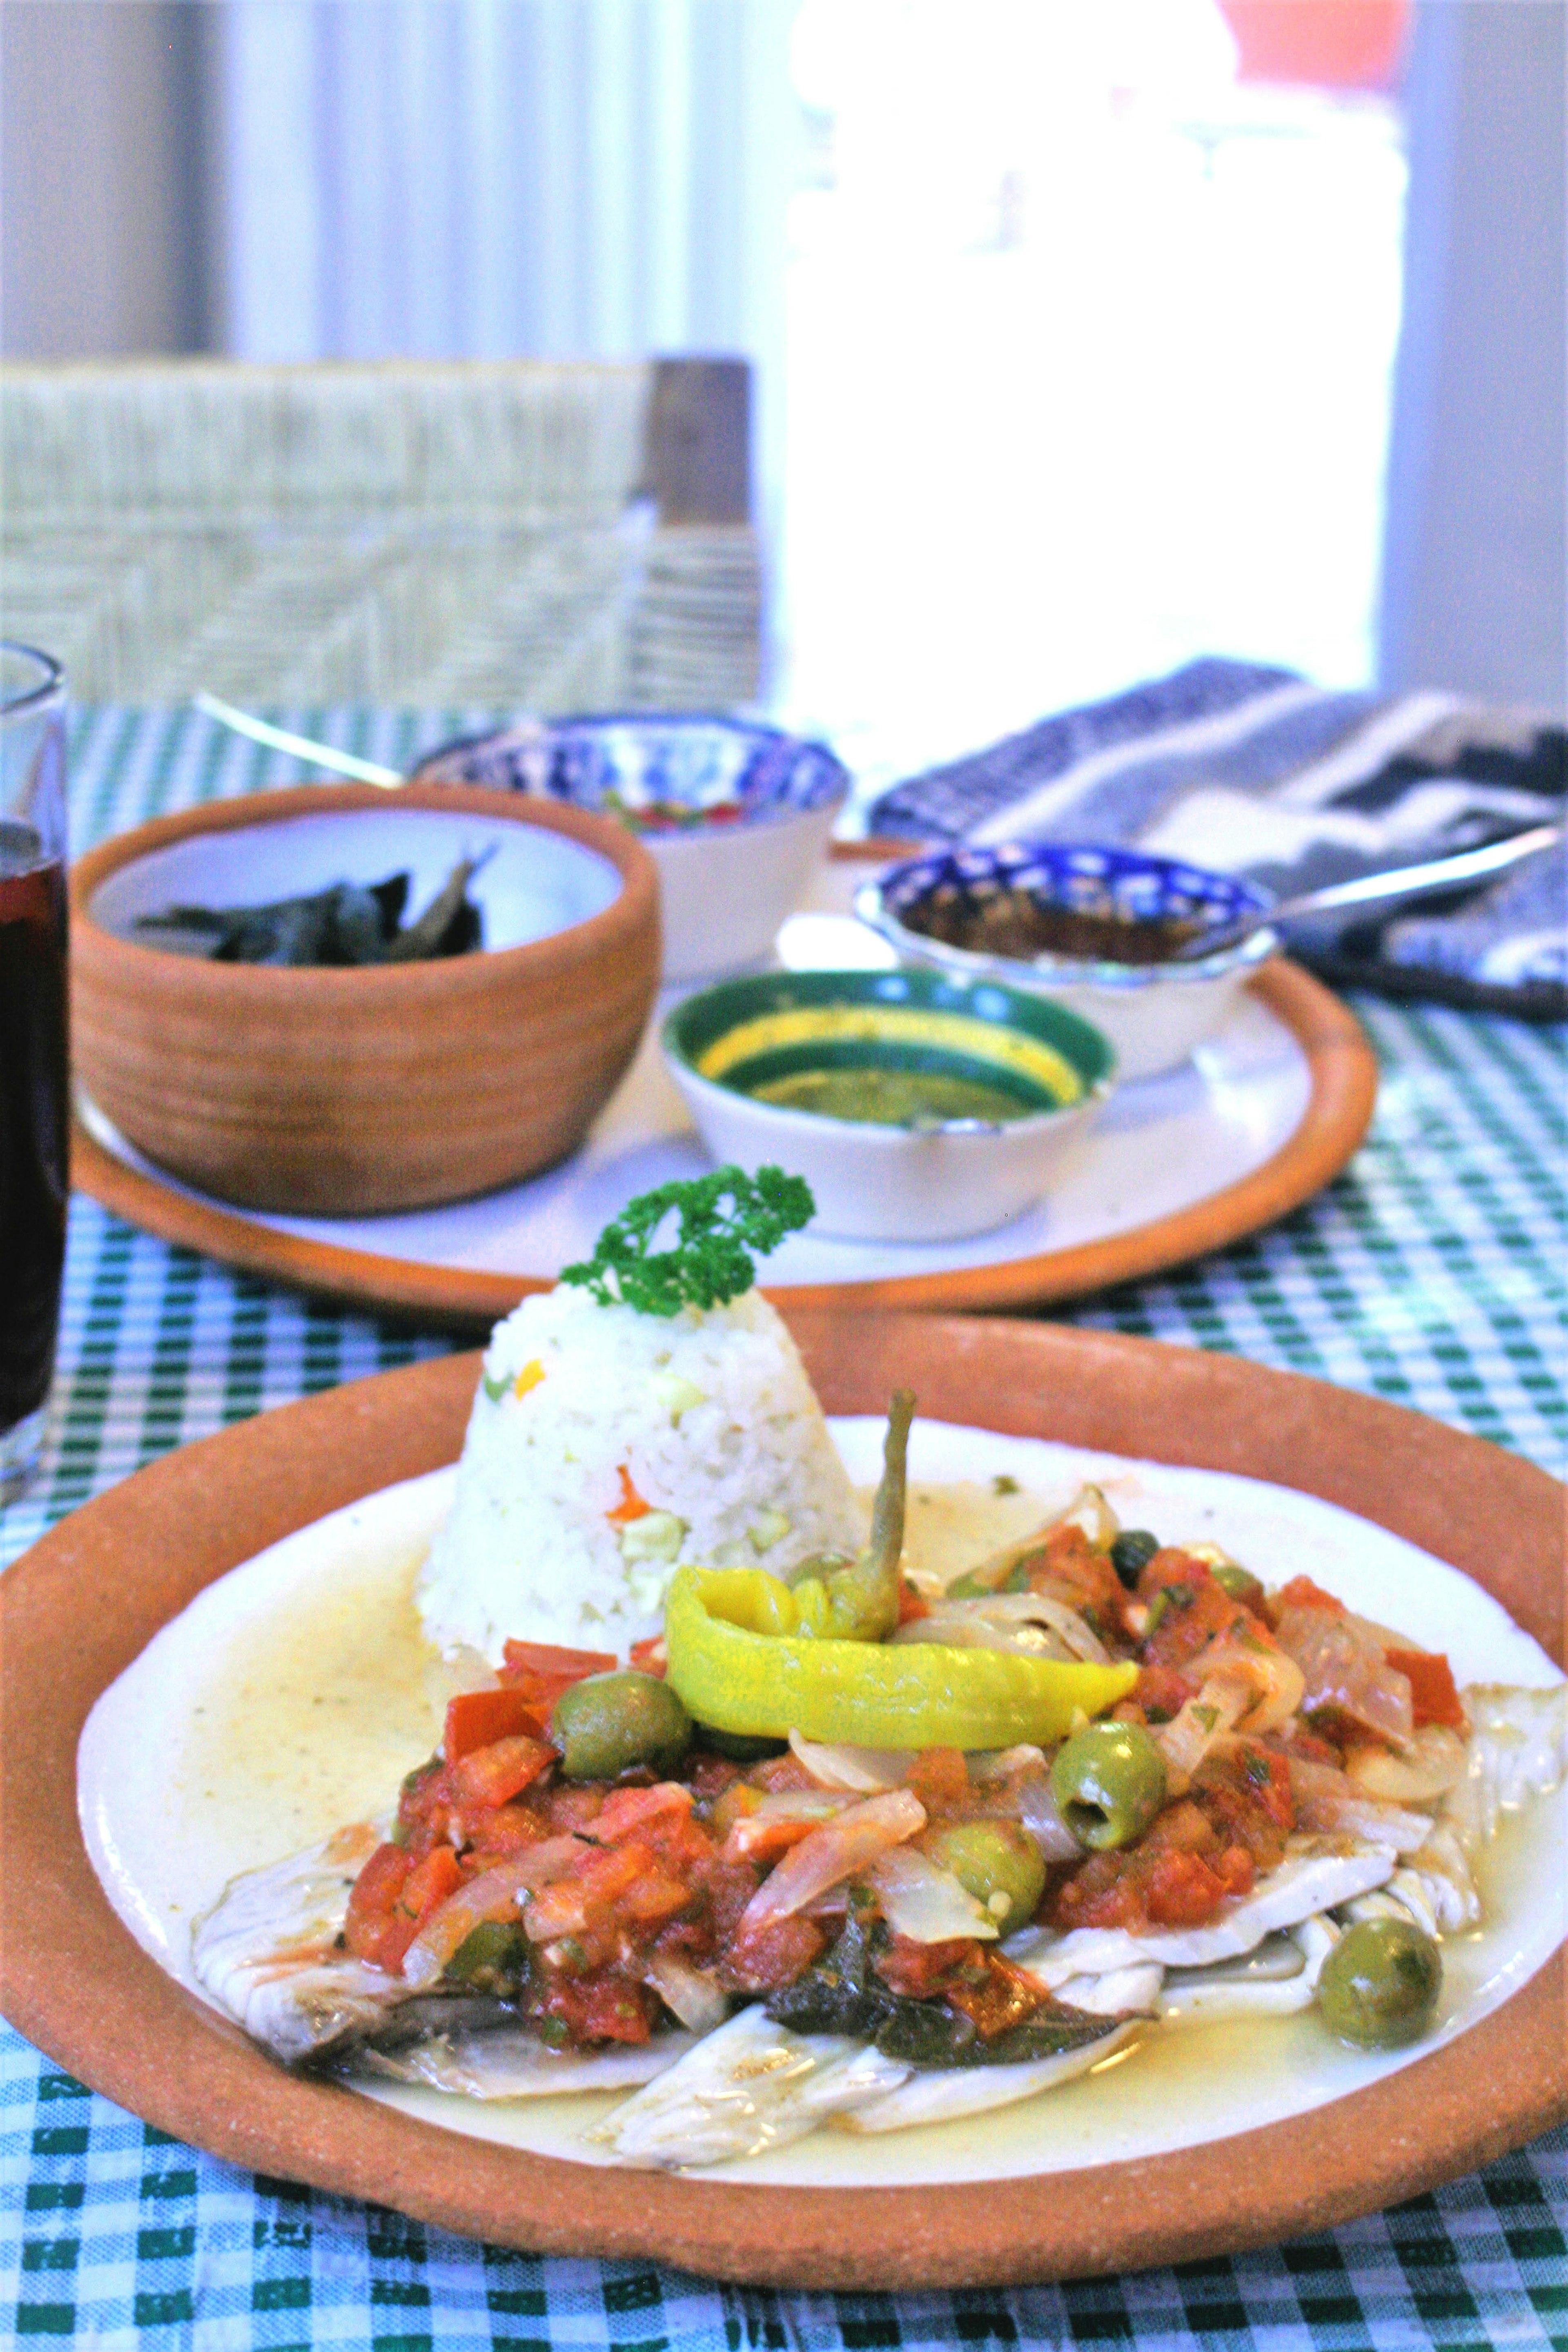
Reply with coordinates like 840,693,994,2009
417,1281,860,1663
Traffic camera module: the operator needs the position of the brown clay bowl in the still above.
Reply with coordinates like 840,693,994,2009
69,783,661,1214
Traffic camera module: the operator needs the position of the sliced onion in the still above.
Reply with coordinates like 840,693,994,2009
1345,1726,1467,1803
1012,1768,1085,1862
966,1744,1048,1784
644,1953,730,2035
1051,1483,1120,1550
401,1853,555,1988
788,1731,913,1792
737,1790,927,1933
1156,1675,1251,1785
893,1592,1107,1664
1275,1606,1413,1748
1188,1640,1305,1737
866,1846,997,1943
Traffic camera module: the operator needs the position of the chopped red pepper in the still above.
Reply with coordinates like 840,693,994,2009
1272,1574,1346,1617
499,1639,617,1686
1384,1647,1466,1729
897,1579,931,1625
607,1466,651,1524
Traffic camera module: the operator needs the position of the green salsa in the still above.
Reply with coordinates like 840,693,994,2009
748,1066,1036,1126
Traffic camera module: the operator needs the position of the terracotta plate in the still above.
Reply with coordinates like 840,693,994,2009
3,1314,1562,2287
71,958,1375,1326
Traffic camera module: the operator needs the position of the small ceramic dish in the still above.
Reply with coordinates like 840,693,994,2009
662,967,1115,1242
855,843,1278,1081
71,784,660,1216
412,715,850,984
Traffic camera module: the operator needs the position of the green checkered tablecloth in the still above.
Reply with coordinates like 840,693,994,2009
2,709,1564,2350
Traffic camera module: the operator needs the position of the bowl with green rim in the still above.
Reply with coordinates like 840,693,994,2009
661,968,1116,1241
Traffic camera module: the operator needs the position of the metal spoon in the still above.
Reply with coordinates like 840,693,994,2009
1165,821,1562,962
193,691,404,788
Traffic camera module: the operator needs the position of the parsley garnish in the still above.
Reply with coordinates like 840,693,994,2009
560,1165,814,1316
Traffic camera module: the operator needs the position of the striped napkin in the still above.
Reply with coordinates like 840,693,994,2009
867,660,1566,1018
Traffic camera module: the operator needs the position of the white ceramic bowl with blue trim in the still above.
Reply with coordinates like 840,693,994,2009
414,716,850,983
662,967,1116,1242
855,843,1278,1080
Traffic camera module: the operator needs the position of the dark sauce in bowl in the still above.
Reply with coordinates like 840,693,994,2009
905,888,1205,966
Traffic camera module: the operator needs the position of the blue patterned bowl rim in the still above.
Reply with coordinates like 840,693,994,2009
864,840,1277,986
413,714,849,831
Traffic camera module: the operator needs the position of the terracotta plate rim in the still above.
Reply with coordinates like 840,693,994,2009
2,1314,1562,2287
69,957,1376,1327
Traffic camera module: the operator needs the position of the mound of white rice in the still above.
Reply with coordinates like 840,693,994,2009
417,1282,860,1663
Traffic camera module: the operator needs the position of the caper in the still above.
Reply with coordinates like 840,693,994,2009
1109,1530,1160,1589
1317,1917,1442,2050
1210,1559,1265,1607
550,1670,691,1781
923,1820,1047,1929
1050,1721,1167,1850
444,1920,530,1993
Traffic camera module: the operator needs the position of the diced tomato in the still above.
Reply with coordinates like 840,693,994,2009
747,1753,815,1795
1141,1571,1258,1674
505,1637,620,1693
1134,1662,1192,1723
593,1781,693,1844
463,1802,542,1858
905,1746,968,1813
722,1814,819,1866
897,1579,931,1625
544,1783,607,1835
1136,1546,1214,1598
536,1970,657,2045
1272,1574,1345,1618
874,1934,981,2000
1384,1647,1466,1729
1143,1847,1238,1927
718,1911,825,1994
607,1465,650,1524
343,1840,415,1967
443,1686,546,1760
620,1871,694,1926
946,1953,1047,2041
394,1844,463,1927
628,1635,667,1677
453,1733,555,1810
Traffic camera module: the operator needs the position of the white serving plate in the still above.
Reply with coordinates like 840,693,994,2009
80,1417,1566,2191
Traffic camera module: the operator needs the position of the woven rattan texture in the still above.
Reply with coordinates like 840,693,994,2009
0,365,761,709
0,709,1564,2349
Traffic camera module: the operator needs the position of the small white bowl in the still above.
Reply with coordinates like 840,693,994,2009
662,968,1116,1243
856,842,1278,1081
412,716,850,983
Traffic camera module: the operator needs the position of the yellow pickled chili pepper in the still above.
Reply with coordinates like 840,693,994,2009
663,1568,1137,1747
663,1387,1137,1747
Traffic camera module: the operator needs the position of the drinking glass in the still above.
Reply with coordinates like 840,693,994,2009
0,645,68,1503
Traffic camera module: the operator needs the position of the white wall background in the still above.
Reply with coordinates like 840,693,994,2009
1379,0,1567,709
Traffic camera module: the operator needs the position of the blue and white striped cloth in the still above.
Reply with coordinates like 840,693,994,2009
868,660,1567,1018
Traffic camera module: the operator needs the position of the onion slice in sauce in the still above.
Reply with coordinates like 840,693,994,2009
736,1790,927,1933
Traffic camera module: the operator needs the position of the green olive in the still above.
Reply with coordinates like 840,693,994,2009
1109,1530,1160,1590
550,1670,692,1782
1317,1917,1442,2050
1050,1722,1167,1850
923,1820,1047,1929
1210,1559,1265,1606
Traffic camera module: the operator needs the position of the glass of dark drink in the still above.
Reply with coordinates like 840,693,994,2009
1,645,68,1503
